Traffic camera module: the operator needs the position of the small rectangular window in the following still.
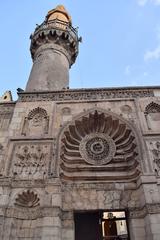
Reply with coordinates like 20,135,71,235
102,211,129,240
74,210,129,240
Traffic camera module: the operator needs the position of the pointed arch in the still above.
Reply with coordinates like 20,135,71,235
57,108,142,182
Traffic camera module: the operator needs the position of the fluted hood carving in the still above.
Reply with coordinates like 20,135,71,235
60,110,141,182
15,190,40,208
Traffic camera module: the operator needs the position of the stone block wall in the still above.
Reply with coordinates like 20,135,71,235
0,88,160,239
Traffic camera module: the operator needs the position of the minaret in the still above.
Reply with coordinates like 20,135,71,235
26,5,79,91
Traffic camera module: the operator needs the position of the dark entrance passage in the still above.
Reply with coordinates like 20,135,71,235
74,211,129,240
75,212,102,240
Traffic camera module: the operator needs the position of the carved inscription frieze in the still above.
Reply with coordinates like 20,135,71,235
11,143,51,179
18,88,154,102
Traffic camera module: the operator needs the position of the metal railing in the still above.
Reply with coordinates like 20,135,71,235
34,19,78,42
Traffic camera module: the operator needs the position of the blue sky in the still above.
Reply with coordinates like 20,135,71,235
0,0,160,100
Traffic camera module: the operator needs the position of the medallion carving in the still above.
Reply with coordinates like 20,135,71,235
11,143,51,179
79,133,116,165
22,107,49,136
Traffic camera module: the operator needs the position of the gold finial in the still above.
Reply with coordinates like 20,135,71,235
46,5,72,24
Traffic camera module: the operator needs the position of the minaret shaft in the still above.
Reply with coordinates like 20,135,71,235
26,43,69,91
25,5,79,92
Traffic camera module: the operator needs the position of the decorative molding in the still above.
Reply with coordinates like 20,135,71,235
2,207,61,220
0,203,159,220
18,88,154,102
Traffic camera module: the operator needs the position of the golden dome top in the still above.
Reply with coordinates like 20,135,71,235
46,5,72,24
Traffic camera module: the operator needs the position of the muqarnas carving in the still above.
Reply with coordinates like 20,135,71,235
22,107,49,136
145,102,160,131
15,190,40,208
12,143,50,179
60,110,140,181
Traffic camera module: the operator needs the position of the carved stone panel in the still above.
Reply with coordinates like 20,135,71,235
10,142,52,179
149,141,160,176
145,102,160,131
22,107,49,136
0,107,13,131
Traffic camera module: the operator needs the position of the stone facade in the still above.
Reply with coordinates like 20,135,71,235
0,90,160,239
1,4,160,240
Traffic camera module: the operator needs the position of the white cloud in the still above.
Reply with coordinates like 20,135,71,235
137,0,160,6
137,0,148,6
144,45,160,61
152,0,160,5
124,65,131,75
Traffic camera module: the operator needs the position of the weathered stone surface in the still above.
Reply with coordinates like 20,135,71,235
1,4,160,240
